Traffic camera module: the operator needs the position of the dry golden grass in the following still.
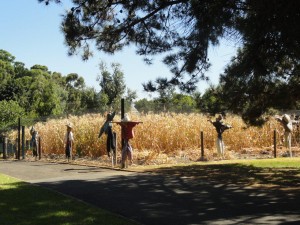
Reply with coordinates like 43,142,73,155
7,113,300,162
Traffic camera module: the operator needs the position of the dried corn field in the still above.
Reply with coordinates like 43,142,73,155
7,113,300,164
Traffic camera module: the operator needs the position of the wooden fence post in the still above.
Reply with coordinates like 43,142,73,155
121,98,125,150
38,136,42,160
113,132,117,166
199,131,206,161
2,136,7,159
17,118,21,160
22,126,25,159
274,129,277,158
201,131,204,158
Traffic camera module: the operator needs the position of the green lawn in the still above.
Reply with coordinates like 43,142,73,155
0,174,138,225
142,158,300,189
136,157,300,171
238,157,300,168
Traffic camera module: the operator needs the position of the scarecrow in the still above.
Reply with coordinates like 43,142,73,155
115,114,142,168
275,114,299,157
30,126,39,160
64,123,74,162
98,111,116,157
208,114,232,158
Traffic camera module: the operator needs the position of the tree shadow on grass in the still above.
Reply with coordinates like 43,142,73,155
0,180,137,225
147,163,300,189
37,163,300,225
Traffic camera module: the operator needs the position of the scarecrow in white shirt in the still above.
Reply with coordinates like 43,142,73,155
276,114,299,157
64,123,74,162
208,114,232,158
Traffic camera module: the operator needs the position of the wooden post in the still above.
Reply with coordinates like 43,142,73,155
113,132,117,166
201,131,204,158
274,129,277,158
38,136,42,160
199,131,206,161
17,118,21,160
121,98,125,149
121,98,125,119
120,98,125,168
22,126,25,159
2,136,7,159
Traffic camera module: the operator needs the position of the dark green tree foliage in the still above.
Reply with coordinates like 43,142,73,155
80,87,102,112
0,49,100,121
125,88,138,104
30,64,49,71
135,93,198,113
19,65,67,116
14,62,29,78
200,86,226,115
65,73,85,113
38,0,300,125
134,98,154,113
219,0,300,125
0,50,15,101
171,93,197,113
0,100,25,132
98,62,126,109
38,0,240,93
0,49,15,63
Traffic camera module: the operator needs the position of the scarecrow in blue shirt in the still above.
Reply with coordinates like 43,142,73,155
99,111,116,157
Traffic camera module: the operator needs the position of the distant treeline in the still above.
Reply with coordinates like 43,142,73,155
0,49,246,131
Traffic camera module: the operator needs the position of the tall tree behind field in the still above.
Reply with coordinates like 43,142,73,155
0,49,100,117
14,65,67,116
64,73,85,114
0,50,15,101
0,100,25,132
97,62,126,111
199,86,227,115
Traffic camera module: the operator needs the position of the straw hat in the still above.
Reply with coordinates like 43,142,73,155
282,114,290,123
66,123,73,128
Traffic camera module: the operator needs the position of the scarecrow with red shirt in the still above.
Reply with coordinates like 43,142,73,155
115,114,142,168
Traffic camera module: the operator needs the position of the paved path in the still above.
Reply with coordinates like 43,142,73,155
1,160,300,225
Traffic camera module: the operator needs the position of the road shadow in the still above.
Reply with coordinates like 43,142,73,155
37,164,300,225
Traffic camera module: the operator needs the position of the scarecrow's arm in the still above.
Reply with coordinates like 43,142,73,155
98,122,109,138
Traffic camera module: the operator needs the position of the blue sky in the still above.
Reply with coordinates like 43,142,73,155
0,0,237,99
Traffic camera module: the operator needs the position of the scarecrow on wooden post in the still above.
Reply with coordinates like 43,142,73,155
275,114,299,157
98,111,116,157
208,114,232,158
115,113,142,169
64,123,74,162
30,126,39,160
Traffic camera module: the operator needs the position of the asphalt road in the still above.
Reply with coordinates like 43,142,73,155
1,160,300,225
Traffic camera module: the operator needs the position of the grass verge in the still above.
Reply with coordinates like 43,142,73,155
0,174,138,225
139,158,300,190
